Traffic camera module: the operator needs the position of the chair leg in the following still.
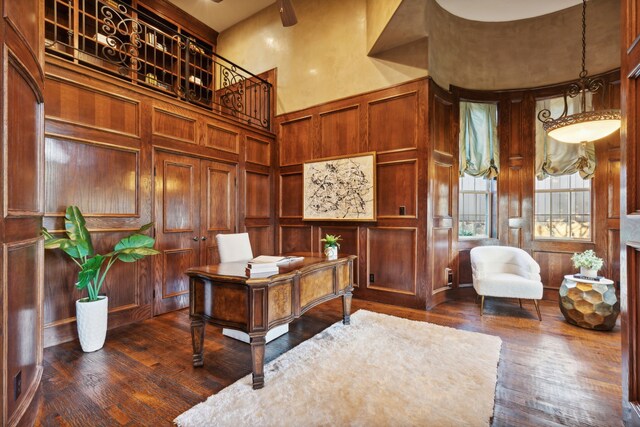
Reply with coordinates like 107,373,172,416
518,298,523,309
475,294,480,304
533,299,542,321
480,296,485,316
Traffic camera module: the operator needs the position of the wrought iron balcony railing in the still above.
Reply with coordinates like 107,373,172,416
45,0,272,130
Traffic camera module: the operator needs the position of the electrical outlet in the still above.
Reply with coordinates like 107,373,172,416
14,370,21,400
399,206,406,215
369,273,375,283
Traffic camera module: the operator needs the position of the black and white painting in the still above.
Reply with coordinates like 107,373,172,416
303,153,376,221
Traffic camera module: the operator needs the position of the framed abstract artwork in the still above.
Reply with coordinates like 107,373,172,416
302,152,376,221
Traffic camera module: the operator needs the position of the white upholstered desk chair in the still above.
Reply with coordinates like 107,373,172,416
215,233,289,343
470,246,543,321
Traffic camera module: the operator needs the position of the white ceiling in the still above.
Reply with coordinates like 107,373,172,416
434,0,583,22
166,0,276,32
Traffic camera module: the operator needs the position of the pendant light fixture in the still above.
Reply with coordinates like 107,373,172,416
537,0,621,144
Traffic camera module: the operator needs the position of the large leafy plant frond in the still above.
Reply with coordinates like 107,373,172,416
112,234,160,262
64,206,94,257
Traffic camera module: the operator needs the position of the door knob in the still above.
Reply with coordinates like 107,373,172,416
201,236,207,241
193,236,199,241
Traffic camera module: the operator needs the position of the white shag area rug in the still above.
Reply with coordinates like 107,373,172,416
175,309,502,427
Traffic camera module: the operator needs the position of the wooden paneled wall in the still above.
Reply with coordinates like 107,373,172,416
276,80,432,309
43,56,276,346
276,74,621,310
1,0,45,424
454,71,621,301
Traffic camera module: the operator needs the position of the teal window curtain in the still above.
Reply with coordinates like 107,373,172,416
535,94,596,180
459,101,499,179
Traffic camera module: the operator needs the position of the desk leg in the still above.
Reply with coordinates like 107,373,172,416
342,292,352,325
250,335,266,389
191,317,205,367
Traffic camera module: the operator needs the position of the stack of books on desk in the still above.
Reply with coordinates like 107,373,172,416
246,255,305,278
246,256,281,278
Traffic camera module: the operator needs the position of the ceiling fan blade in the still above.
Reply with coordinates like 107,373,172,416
211,0,223,3
277,0,297,27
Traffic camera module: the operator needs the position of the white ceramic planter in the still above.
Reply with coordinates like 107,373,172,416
76,296,108,352
324,246,338,260
580,267,598,278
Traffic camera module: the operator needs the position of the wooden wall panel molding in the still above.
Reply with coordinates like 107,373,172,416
245,171,271,219
376,159,418,219
246,225,273,258
245,135,271,166
204,123,239,154
44,136,139,217
319,105,360,158
279,225,313,254
279,172,303,218
368,91,418,153
45,75,140,138
5,52,44,218
366,227,417,296
279,115,313,166
152,107,197,144
4,237,43,426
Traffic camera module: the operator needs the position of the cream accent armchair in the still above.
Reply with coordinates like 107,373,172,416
470,246,543,320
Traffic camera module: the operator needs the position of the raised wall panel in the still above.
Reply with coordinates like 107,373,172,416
534,251,574,291
367,228,416,295
432,228,452,293
376,160,417,218
163,161,196,231
433,95,453,154
608,158,621,219
203,164,234,231
279,116,313,166
204,123,239,153
245,171,270,218
368,92,418,152
247,226,273,258
45,78,140,137
608,230,621,285
279,173,303,218
45,137,138,215
7,57,42,214
162,249,195,298
279,225,313,254
508,165,524,217
6,239,42,422
320,106,359,158
433,161,453,217
5,0,40,49
246,136,271,166
152,108,196,144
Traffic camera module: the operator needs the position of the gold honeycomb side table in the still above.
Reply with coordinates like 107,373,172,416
559,275,619,331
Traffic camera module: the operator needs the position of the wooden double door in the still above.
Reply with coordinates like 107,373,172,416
154,151,237,315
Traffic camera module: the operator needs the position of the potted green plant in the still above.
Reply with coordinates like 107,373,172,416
320,234,341,260
571,249,604,278
42,206,160,352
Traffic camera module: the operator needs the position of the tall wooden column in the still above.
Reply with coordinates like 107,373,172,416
621,0,640,424
0,0,45,425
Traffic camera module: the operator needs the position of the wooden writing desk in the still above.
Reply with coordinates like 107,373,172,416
186,255,356,389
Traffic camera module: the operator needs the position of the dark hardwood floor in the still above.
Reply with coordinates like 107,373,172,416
26,297,621,426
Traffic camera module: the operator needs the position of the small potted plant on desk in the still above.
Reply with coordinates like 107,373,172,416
42,206,159,352
571,249,604,278
321,234,341,261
